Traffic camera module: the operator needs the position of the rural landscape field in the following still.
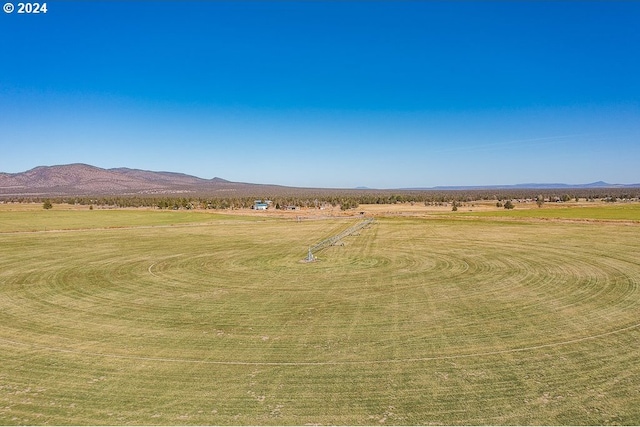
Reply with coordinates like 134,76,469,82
3,1,640,425
1,203,639,425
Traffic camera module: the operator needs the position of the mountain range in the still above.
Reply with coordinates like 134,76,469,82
406,181,640,191
0,164,275,197
0,164,638,197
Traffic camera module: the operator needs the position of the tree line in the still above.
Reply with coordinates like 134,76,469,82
1,187,638,210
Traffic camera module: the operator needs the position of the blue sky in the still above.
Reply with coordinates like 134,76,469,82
1,1,639,188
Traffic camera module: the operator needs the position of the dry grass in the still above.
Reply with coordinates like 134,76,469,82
0,206,639,424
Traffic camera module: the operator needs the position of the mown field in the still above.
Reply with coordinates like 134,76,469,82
1,205,639,425
458,202,640,221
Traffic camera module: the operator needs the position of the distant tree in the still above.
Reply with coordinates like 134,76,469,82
451,201,458,211
504,200,514,209
496,201,503,208
340,199,359,210
43,200,52,210
536,195,544,208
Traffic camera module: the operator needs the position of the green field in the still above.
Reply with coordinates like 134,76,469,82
1,207,639,425
0,206,261,233
459,202,640,221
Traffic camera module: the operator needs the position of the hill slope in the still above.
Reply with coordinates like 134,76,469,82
0,164,258,196
1,164,638,197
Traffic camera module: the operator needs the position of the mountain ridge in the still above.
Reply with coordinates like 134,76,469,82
0,164,304,197
407,181,640,191
0,164,638,197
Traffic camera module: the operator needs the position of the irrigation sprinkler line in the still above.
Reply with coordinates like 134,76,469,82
307,218,374,259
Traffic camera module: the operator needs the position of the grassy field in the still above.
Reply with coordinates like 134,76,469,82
1,205,639,425
0,204,262,233
457,202,640,221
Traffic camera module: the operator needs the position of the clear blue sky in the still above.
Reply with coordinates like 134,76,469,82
1,1,639,188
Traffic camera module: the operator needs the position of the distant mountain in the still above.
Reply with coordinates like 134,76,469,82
109,167,218,185
0,164,638,197
0,164,267,197
406,181,639,191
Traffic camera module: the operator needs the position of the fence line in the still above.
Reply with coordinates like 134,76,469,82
306,218,374,261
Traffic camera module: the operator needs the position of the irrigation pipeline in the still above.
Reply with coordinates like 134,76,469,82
307,218,374,257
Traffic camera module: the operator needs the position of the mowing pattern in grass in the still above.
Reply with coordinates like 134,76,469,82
0,212,639,424
459,203,640,221
0,208,260,233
